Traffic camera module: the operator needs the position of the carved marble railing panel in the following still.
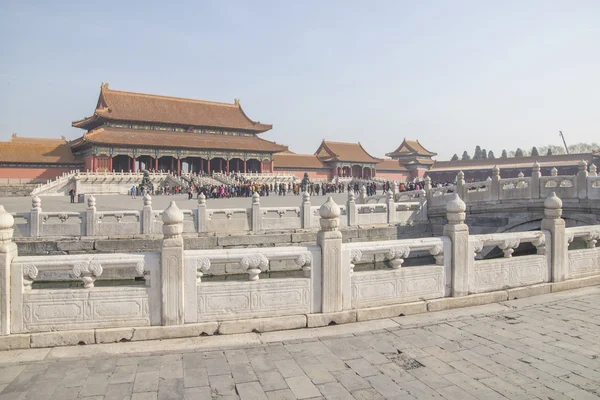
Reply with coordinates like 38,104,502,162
206,208,251,232
565,226,600,279
540,176,577,199
463,181,492,203
588,176,600,200
471,256,549,294
96,211,141,236
499,177,532,200
10,253,160,333
185,246,320,322
40,212,83,236
567,248,600,279
356,204,388,225
344,237,451,309
394,202,426,222
197,279,310,321
261,207,301,230
428,186,456,207
395,190,427,203
469,231,551,293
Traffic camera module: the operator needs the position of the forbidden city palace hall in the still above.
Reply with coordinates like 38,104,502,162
0,83,438,182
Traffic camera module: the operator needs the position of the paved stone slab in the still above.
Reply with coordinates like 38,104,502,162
1,286,599,400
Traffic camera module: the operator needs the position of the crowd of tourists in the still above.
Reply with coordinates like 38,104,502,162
129,174,454,200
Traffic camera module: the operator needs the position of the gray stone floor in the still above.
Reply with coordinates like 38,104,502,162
1,286,599,400
0,193,350,213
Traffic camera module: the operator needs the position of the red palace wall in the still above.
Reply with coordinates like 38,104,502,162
0,167,78,181
375,171,411,181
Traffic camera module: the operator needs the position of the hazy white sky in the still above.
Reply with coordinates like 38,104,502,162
1,0,598,160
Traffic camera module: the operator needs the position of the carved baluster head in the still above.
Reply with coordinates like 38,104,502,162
302,191,310,204
550,167,558,176
87,195,96,209
424,175,432,190
162,201,184,238
532,161,541,176
456,171,465,185
347,190,355,203
31,196,41,210
252,191,260,204
492,165,500,179
517,172,524,178
392,182,398,194
198,192,206,205
544,192,562,219
589,164,597,176
319,196,341,231
578,160,588,173
446,194,466,225
143,193,152,207
0,205,15,245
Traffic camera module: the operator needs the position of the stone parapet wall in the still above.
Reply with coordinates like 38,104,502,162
13,222,431,256
9,190,428,239
0,194,598,348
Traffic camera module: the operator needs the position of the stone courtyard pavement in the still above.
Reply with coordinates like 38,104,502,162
1,286,599,400
0,193,349,213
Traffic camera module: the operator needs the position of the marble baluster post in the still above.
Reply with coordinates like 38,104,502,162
0,206,17,335
317,197,343,313
160,201,185,325
30,196,41,237
443,194,470,297
577,160,588,200
301,191,311,229
541,192,567,282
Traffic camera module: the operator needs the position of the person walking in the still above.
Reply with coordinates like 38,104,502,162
69,188,76,203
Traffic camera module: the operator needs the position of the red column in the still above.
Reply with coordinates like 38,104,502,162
155,157,159,170
259,160,263,173
133,156,137,172
92,155,97,172
219,159,223,172
226,160,230,174
108,156,113,172
243,160,247,173
177,158,181,174
207,159,211,173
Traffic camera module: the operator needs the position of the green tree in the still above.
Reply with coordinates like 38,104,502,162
515,148,524,157
451,154,459,161
461,151,471,160
474,145,482,160
482,149,488,159
501,149,508,158
488,150,495,159
531,147,540,157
